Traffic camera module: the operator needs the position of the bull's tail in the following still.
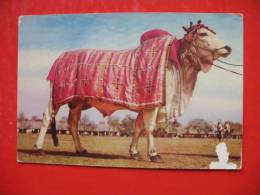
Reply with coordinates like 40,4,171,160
50,116,59,147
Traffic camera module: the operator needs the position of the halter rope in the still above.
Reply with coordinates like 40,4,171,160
213,64,243,76
217,59,243,67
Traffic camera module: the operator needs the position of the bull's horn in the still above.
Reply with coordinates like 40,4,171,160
197,20,202,24
190,21,193,27
182,26,188,32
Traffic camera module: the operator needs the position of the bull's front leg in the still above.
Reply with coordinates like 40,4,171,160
68,103,87,154
129,112,144,160
143,108,163,163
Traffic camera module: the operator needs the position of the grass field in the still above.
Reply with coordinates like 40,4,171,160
17,134,242,169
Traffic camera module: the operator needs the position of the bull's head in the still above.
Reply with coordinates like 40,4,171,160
183,20,231,73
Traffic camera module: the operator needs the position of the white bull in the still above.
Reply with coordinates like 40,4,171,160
34,21,231,162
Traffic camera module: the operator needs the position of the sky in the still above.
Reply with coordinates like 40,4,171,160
18,13,243,125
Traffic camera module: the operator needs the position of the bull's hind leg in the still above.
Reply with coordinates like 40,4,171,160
34,101,59,150
143,108,163,163
129,113,144,160
34,82,59,151
68,103,87,154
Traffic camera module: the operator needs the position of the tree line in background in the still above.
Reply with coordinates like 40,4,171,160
18,112,242,137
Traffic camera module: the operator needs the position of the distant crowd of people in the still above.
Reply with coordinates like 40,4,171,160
216,121,231,141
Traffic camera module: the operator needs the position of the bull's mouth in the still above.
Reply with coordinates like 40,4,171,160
200,58,213,73
199,48,231,73
217,48,232,58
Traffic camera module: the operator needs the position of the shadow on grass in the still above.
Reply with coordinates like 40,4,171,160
17,149,131,160
18,149,240,160
160,152,240,160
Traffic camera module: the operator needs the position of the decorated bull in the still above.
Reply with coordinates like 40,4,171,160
34,20,231,162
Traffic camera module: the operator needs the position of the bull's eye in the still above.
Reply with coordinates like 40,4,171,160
199,32,208,37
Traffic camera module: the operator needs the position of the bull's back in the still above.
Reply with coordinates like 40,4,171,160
49,35,172,110
48,47,137,108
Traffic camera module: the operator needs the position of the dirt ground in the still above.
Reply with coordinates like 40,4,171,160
17,134,242,169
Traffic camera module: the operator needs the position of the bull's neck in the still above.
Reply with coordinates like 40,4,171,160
178,39,199,94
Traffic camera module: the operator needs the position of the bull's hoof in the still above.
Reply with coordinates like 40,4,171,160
149,155,164,163
33,144,46,155
36,149,46,155
76,149,88,156
53,137,59,147
130,152,142,161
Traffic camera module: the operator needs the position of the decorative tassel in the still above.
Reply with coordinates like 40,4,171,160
50,117,59,147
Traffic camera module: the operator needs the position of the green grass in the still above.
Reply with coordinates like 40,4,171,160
17,134,242,169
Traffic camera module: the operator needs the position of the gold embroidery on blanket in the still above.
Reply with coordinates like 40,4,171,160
97,52,111,96
114,52,128,68
148,45,158,58
112,78,122,99
145,80,154,95
131,48,139,103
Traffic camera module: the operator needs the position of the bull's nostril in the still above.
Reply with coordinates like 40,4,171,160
224,46,232,53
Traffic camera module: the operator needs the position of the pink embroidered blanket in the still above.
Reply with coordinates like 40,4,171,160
47,35,174,109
